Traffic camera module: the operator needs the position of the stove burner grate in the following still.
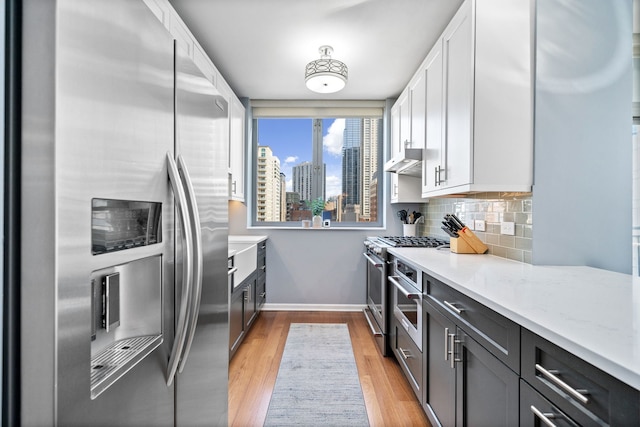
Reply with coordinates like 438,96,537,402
377,236,448,248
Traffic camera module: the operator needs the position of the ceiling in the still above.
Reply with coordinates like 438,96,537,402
168,0,464,101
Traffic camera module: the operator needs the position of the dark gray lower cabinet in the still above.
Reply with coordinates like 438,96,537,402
520,379,579,427
391,317,423,401
521,328,640,426
457,327,519,427
229,272,257,359
424,301,456,427
423,300,518,427
229,283,245,357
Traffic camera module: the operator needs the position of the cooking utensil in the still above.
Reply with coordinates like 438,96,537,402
397,210,408,224
408,212,415,224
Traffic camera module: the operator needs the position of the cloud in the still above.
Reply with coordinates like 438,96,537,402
284,156,298,164
325,174,342,199
323,119,345,156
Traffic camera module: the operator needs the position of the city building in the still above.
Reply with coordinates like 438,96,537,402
256,146,282,221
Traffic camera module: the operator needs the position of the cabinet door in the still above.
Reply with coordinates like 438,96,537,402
423,302,456,427
229,286,244,357
422,40,444,195
244,276,257,328
390,103,400,202
455,327,519,427
398,89,411,151
229,97,245,201
409,69,426,150
442,0,473,190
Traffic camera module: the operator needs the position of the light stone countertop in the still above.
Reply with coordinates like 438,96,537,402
387,247,640,391
229,235,268,244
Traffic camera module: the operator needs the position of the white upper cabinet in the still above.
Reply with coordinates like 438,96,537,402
229,97,245,202
422,0,533,197
422,40,444,193
389,99,423,204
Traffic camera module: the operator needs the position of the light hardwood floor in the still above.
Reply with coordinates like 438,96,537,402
228,311,431,427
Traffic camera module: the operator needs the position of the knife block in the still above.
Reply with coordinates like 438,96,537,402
450,228,488,254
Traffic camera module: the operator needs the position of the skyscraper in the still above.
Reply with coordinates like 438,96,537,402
342,118,361,209
340,118,380,221
293,161,325,202
360,118,381,221
256,146,282,221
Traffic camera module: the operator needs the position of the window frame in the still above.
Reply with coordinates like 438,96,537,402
248,100,386,229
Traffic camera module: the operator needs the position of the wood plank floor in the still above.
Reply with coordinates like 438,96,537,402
228,311,431,427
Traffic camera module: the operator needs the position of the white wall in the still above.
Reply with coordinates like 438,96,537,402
533,0,633,273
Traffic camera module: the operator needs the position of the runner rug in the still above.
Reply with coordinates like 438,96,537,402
263,323,370,426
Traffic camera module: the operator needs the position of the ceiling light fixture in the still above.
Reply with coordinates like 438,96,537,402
305,45,348,94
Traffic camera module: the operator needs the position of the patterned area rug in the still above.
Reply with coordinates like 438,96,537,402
263,323,370,426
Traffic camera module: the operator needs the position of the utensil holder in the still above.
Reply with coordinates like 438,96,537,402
451,228,488,254
403,224,417,237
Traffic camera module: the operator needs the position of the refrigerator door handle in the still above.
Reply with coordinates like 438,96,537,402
176,154,203,373
166,152,194,386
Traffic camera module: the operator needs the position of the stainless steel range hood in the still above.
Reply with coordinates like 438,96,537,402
384,148,422,177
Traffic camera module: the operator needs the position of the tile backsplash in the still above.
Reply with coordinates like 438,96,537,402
417,192,533,263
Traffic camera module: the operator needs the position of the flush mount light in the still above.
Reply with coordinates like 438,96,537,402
305,45,348,94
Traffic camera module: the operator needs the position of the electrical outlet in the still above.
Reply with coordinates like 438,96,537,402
467,221,475,231
500,221,515,235
474,220,486,232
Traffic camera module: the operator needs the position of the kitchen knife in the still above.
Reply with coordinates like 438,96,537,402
444,216,461,232
450,214,466,229
441,226,458,237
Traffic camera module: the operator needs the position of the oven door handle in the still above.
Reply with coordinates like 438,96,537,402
363,252,384,268
363,308,383,337
389,276,421,299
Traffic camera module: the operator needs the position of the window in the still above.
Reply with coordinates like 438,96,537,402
251,111,383,227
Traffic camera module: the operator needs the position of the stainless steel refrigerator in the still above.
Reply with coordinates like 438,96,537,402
11,0,229,425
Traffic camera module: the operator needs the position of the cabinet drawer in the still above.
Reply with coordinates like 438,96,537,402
522,328,640,426
520,379,579,427
424,273,520,372
393,318,423,400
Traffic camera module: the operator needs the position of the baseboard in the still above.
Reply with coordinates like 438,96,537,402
262,303,367,312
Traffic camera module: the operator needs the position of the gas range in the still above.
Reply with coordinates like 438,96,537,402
364,235,449,258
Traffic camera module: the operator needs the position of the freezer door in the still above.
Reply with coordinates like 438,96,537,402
174,43,230,426
21,0,176,425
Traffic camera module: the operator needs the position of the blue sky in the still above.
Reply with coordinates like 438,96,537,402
257,118,345,198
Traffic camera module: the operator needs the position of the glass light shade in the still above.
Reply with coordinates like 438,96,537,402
304,46,348,94
305,71,347,93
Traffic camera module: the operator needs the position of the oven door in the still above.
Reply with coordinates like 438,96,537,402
363,251,388,355
389,275,423,351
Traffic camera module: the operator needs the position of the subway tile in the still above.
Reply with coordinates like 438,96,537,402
507,200,522,212
499,235,516,247
515,237,532,250
506,248,524,262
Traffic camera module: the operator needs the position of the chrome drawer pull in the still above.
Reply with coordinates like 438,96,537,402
535,364,590,405
399,348,413,360
448,333,462,368
444,327,450,360
530,405,558,427
444,300,464,315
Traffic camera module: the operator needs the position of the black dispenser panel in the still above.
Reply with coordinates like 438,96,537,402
91,199,162,255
